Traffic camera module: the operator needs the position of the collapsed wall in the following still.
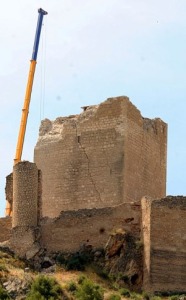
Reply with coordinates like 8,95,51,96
142,196,186,293
34,96,167,218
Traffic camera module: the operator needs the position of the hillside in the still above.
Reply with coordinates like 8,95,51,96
0,246,185,300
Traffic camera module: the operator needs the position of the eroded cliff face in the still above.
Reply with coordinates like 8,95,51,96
34,96,167,219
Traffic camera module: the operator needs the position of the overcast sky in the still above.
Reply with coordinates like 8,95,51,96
0,0,186,216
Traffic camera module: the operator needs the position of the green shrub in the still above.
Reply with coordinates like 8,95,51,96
130,292,143,300
150,297,162,300
57,249,93,271
0,264,9,273
65,252,91,271
56,253,66,266
142,292,150,300
108,293,121,300
76,278,104,300
94,266,109,280
0,285,10,299
78,275,87,285
26,275,63,300
66,281,77,292
168,296,180,300
119,288,131,298
65,254,84,271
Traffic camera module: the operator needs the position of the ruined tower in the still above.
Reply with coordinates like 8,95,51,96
34,96,167,218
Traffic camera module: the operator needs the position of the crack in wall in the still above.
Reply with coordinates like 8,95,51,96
73,121,102,202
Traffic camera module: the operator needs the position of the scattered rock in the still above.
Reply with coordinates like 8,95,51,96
3,277,30,299
41,264,56,273
24,267,30,273
26,243,40,260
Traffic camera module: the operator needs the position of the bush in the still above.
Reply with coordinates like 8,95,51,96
0,264,9,273
66,281,77,292
168,296,180,300
65,253,85,271
130,292,143,300
65,251,91,271
56,253,66,266
0,285,10,299
78,275,87,285
26,275,63,300
150,297,162,300
119,288,131,298
76,278,104,300
108,294,121,300
93,265,109,280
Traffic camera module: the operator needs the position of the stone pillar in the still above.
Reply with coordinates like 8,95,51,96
12,161,38,228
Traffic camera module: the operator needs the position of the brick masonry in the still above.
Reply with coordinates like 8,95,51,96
142,196,186,293
34,96,167,218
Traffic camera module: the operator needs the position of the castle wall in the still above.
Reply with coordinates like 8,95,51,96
125,102,167,202
142,196,186,293
5,173,13,211
34,97,167,218
0,217,11,242
12,161,39,228
40,202,141,253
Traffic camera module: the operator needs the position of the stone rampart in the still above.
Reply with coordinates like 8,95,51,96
40,202,141,253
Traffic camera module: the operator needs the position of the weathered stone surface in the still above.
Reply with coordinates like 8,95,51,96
26,242,40,260
12,161,39,228
34,96,167,218
104,231,143,292
40,202,141,253
142,196,186,294
5,172,13,213
0,217,12,242
10,226,40,258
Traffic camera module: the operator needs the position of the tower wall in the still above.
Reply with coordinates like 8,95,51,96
142,196,186,293
12,161,38,228
34,97,167,218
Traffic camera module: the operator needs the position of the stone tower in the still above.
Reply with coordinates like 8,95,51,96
12,161,39,228
34,96,167,218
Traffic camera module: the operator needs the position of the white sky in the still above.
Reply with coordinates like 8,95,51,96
0,0,186,216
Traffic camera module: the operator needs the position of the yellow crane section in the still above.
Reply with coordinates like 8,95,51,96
5,8,48,217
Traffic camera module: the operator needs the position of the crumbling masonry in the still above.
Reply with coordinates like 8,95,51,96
1,96,186,293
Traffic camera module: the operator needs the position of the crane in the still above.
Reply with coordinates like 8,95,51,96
5,8,48,216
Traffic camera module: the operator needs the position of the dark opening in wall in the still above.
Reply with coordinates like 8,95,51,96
99,227,105,234
77,136,81,143
131,273,139,285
